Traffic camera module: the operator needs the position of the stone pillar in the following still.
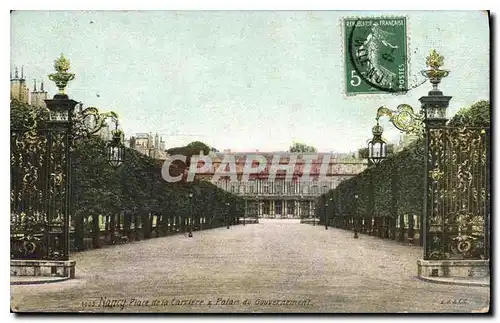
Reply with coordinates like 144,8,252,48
416,50,489,279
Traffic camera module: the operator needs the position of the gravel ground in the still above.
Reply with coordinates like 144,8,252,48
11,219,490,313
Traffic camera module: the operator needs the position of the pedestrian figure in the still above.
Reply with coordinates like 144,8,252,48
188,231,193,238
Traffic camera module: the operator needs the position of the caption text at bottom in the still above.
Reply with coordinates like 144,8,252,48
82,297,313,310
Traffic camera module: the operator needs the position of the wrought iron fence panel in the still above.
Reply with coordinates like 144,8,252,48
11,126,70,260
425,126,489,260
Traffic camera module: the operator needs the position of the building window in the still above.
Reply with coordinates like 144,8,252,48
322,185,328,193
249,185,255,194
263,185,269,194
312,185,318,195
231,185,235,193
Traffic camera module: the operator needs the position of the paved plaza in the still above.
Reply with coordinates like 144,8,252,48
11,219,490,313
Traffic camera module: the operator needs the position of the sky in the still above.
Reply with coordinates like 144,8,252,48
10,10,489,153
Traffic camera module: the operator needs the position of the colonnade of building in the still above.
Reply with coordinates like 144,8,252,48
243,199,316,219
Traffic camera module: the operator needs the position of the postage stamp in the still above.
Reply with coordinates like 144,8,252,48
9,10,491,315
344,16,408,95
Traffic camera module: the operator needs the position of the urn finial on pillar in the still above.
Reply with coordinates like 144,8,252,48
419,49,452,126
48,53,75,98
421,49,450,96
45,54,78,123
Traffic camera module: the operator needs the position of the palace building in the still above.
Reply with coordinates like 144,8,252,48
194,152,368,219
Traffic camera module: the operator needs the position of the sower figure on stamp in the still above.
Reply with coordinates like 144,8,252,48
356,22,398,89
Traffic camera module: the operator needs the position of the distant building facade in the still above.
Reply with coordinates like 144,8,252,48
128,133,167,159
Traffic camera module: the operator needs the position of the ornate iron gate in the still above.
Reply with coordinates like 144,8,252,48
425,126,490,260
10,123,71,261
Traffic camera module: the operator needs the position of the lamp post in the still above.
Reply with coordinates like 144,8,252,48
313,200,316,226
258,200,263,223
325,197,332,230
298,195,303,223
312,201,316,226
354,194,359,239
244,197,247,226
225,202,230,229
365,122,388,239
188,192,193,237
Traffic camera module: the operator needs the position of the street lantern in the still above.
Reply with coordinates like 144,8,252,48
367,120,387,166
107,120,125,169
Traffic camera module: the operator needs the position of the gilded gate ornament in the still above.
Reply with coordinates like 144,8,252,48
429,168,444,182
376,104,424,137
73,106,119,139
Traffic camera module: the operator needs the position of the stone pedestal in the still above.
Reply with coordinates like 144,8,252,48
417,259,489,278
11,260,76,278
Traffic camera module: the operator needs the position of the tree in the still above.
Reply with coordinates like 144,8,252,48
289,141,317,153
10,98,49,130
358,147,369,159
186,141,211,155
166,141,211,170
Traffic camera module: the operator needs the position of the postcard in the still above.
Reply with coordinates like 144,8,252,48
10,10,490,313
